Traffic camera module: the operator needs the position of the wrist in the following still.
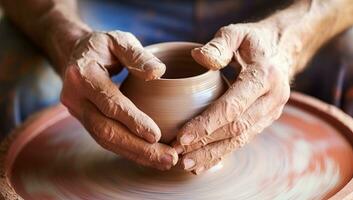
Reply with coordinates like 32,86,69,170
40,6,92,76
261,0,353,77
47,22,92,76
259,1,312,77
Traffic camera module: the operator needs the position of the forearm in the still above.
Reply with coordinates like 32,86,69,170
263,0,353,76
0,0,91,75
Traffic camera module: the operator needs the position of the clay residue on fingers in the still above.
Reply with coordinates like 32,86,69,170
191,38,233,70
107,31,166,81
97,89,162,143
181,137,240,171
82,102,177,170
191,25,247,71
124,48,166,81
67,56,162,143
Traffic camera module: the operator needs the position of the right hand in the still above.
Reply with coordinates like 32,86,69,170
60,31,178,170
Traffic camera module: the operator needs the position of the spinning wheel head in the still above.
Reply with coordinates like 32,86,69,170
1,93,353,200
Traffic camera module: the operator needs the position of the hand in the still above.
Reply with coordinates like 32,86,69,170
175,22,292,174
60,31,178,170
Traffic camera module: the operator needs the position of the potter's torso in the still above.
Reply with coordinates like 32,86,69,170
79,0,288,44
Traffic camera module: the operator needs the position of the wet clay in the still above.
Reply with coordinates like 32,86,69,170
1,92,353,200
121,42,227,143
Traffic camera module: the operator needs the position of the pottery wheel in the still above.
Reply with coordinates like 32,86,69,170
3,93,353,200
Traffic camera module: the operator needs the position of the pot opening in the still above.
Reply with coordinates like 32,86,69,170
157,53,208,79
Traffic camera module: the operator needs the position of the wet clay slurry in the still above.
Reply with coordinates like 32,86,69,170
2,94,353,200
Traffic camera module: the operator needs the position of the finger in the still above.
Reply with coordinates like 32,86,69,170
107,31,166,81
80,100,178,170
180,138,237,172
182,107,281,154
192,157,222,175
191,25,245,70
72,62,161,143
176,87,288,153
180,115,275,172
176,94,274,153
177,66,269,145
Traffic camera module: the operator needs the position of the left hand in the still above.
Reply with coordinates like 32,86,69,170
174,22,292,174
61,31,177,170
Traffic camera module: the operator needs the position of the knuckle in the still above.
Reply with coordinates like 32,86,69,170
220,89,247,120
101,97,121,117
244,68,269,91
236,118,251,133
96,121,115,142
191,148,214,164
227,122,239,136
182,115,205,136
143,145,157,160
222,97,243,122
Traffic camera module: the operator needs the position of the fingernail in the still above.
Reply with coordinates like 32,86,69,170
181,134,195,145
174,145,184,154
183,158,196,170
161,154,173,165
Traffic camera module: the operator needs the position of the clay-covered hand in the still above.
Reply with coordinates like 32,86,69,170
61,31,178,170
175,22,292,174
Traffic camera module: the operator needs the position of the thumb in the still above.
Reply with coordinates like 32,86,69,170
107,31,166,81
191,25,244,70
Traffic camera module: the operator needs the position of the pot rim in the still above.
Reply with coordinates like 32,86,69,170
144,41,216,83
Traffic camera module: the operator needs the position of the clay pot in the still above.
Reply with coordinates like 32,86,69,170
120,42,227,144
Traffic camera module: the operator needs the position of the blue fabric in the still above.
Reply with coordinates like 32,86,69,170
79,0,195,45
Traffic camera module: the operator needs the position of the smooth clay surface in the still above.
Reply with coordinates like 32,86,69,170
121,42,227,143
7,101,353,200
